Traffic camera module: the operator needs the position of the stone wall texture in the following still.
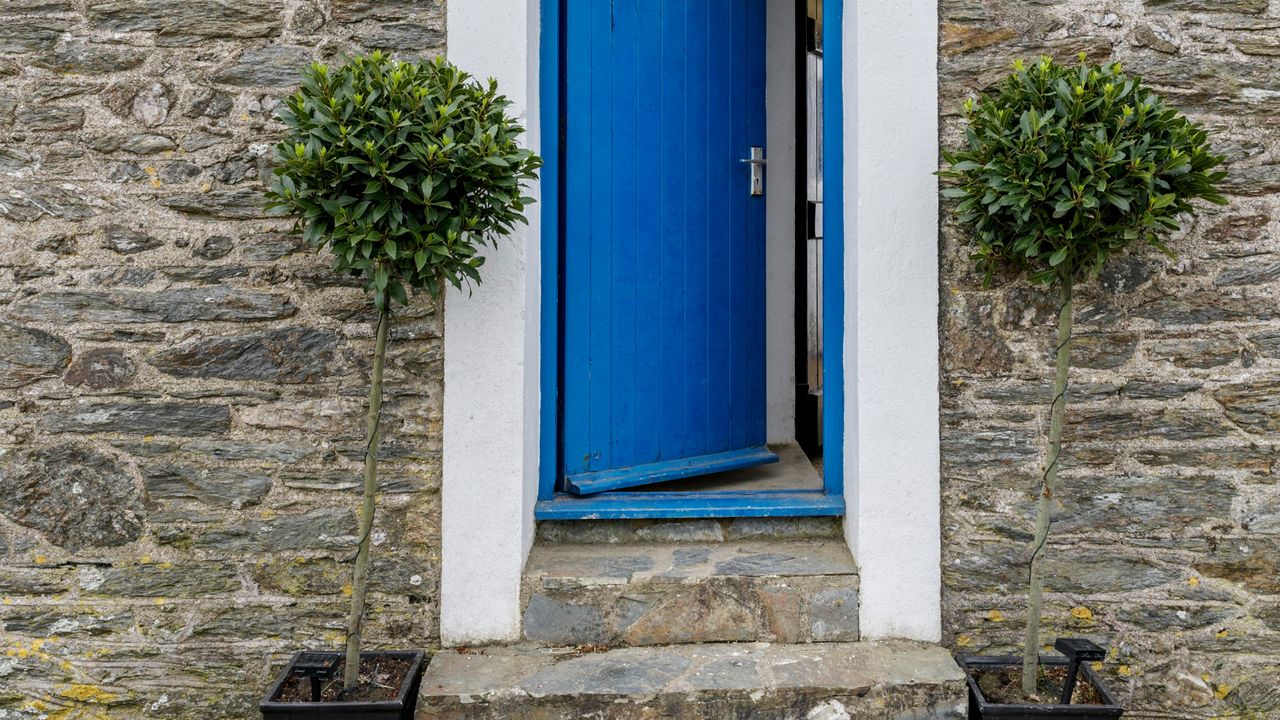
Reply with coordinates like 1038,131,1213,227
940,0,1280,716
0,1,446,718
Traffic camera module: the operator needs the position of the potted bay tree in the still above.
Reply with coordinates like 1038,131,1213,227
940,55,1226,718
259,52,540,718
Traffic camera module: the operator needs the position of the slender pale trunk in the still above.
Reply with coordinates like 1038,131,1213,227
1022,275,1073,696
345,308,390,690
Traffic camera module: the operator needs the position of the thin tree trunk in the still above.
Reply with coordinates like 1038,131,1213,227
1022,275,1073,696
345,308,390,690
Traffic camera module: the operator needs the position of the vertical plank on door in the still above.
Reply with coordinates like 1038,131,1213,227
633,1,663,465
658,1,689,463
611,0,639,465
585,0,614,474
704,0,732,454
682,0,711,461
561,0,592,475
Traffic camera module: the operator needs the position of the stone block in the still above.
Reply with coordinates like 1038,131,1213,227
0,322,70,388
0,444,143,550
148,328,339,383
42,402,231,437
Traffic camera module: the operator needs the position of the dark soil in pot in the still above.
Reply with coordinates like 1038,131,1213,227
973,663,1108,705
960,655,1124,720
275,655,410,703
261,650,425,720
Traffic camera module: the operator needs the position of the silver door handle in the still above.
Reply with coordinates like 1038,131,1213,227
740,147,765,196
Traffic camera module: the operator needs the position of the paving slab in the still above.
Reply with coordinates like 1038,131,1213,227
418,641,967,720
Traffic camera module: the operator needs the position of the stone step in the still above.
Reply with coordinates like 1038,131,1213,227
417,641,967,720
521,539,859,647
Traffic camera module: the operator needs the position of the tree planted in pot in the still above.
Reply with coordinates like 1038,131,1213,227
260,52,540,717
940,54,1226,716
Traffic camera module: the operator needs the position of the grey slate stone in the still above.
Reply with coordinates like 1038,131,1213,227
143,465,272,509
0,18,69,53
43,402,230,437
1215,379,1280,434
0,444,144,550
0,322,70,388
182,508,354,552
810,586,860,642
523,594,608,646
9,287,296,324
1146,0,1267,12
160,188,271,219
214,45,312,87
17,105,84,131
148,328,338,383
101,225,162,254
86,0,281,39
34,38,147,74
91,133,177,155
86,562,240,597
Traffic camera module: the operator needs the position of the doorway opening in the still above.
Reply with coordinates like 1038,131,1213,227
536,0,841,520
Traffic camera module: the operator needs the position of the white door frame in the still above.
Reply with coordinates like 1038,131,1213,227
441,0,940,646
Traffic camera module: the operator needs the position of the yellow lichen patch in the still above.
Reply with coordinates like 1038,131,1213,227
955,634,974,647
2,597,12,605
1215,683,1231,700
1070,606,1094,622
1188,576,1200,587
59,683,118,704
1091,661,1103,671
31,639,46,652
34,555,47,564
986,609,1004,623
1118,665,1132,677
153,598,166,606
1216,629,1229,639
341,583,354,598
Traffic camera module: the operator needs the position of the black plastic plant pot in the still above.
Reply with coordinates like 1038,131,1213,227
261,650,425,720
960,655,1125,720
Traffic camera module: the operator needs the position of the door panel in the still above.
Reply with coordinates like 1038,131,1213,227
561,0,775,495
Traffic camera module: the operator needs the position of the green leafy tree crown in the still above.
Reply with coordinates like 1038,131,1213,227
940,54,1227,287
267,52,541,309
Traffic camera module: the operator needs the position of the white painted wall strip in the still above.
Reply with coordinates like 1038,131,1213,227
844,0,943,642
441,0,542,646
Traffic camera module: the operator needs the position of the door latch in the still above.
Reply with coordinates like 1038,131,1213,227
740,147,766,196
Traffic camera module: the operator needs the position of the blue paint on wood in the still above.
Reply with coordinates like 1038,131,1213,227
559,0,774,493
540,0,846,516
537,0,562,502
535,490,845,520
565,446,779,496
822,0,846,499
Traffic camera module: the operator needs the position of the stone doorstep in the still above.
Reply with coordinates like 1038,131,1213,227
417,641,967,720
521,539,861,647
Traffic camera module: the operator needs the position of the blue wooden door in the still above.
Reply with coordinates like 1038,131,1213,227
560,0,775,495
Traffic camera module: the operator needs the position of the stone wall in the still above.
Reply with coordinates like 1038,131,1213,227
0,1,445,718
940,0,1280,716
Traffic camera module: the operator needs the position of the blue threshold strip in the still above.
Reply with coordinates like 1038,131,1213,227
535,490,844,520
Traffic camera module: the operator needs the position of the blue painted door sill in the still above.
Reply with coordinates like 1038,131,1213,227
565,446,779,495
535,490,844,520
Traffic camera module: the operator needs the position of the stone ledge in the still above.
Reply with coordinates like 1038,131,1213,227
418,641,966,719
